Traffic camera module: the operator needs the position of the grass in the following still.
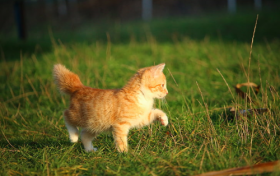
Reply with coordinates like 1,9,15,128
1,10,280,175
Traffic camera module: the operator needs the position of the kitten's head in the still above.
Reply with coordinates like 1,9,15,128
140,63,168,99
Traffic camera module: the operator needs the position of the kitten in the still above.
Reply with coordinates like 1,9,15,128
53,63,169,152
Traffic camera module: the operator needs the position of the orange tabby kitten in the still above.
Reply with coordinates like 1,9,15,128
53,63,168,152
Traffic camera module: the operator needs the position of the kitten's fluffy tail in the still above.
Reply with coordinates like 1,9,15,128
53,64,83,95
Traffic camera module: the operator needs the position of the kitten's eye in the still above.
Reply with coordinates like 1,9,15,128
161,84,164,87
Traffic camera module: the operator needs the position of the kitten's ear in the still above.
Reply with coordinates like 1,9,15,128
151,63,165,77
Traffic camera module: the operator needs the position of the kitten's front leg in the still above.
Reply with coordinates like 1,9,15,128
153,109,168,126
112,124,130,152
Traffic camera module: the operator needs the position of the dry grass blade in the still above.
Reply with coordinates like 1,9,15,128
4,92,36,104
247,15,258,80
269,85,280,100
1,130,19,152
194,160,280,176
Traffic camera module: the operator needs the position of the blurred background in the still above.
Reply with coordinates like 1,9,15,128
0,0,280,60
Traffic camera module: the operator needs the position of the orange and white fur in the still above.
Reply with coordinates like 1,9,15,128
53,63,168,152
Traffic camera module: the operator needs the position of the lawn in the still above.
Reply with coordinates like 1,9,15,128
0,10,280,175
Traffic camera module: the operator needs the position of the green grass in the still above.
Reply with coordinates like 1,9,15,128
1,10,280,175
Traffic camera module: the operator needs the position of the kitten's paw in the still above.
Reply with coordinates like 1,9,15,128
69,135,79,143
85,147,97,152
160,115,168,126
117,147,128,153
116,144,128,153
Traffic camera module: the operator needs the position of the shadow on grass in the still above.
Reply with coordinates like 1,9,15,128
0,136,116,153
0,138,80,150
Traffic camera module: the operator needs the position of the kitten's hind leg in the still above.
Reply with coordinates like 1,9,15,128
81,129,97,152
64,119,79,143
